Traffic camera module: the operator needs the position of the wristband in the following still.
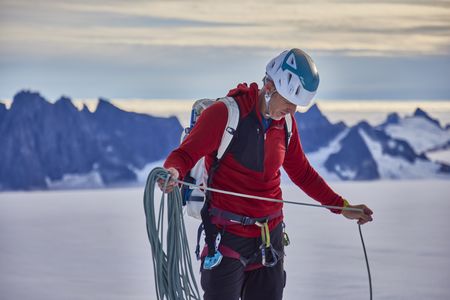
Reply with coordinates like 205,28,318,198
342,198,350,213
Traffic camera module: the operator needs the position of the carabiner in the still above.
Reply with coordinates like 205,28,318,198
261,245,279,267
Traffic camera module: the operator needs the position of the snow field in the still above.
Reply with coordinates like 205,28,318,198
1,180,449,299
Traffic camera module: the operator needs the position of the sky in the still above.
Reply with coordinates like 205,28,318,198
1,0,450,101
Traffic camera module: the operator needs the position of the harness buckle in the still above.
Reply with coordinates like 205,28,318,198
241,216,254,226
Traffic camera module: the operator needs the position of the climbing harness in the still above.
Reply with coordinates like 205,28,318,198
200,207,283,270
144,168,373,300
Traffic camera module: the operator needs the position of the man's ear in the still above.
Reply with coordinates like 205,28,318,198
264,80,275,93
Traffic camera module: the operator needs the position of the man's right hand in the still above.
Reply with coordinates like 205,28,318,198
157,167,180,193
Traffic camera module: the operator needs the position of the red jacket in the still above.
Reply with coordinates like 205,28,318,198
164,82,344,237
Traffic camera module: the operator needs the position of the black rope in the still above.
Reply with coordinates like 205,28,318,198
359,224,373,300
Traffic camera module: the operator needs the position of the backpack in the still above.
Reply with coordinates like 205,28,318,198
180,97,293,219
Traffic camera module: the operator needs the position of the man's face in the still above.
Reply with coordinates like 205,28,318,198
268,92,297,120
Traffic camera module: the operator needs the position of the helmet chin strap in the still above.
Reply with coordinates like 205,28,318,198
264,90,276,119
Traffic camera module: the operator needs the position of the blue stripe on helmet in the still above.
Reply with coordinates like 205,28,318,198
281,49,319,92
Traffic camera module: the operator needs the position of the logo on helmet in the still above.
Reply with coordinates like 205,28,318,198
281,51,299,77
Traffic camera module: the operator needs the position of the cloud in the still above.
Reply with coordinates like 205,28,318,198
1,0,449,57
1,0,449,99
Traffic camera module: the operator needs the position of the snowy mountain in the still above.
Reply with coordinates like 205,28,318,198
324,122,448,180
297,106,450,180
294,104,346,153
323,123,380,180
0,91,182,191
377,108,450,154
1,91,449,190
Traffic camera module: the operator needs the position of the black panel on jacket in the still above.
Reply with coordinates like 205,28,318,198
229,109,264,172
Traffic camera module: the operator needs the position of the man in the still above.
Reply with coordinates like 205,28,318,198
160,49,373,300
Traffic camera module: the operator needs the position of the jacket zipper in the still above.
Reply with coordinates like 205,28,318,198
257,127,264,171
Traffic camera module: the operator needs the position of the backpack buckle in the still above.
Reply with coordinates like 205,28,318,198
226,126,236,135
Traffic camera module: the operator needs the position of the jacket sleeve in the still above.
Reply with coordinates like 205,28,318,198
282,116,344,214
163,101,228,179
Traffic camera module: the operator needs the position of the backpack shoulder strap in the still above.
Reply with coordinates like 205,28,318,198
284,113,293,149
217,97,240,159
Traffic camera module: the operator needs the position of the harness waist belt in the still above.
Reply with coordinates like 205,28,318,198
209,207,283,226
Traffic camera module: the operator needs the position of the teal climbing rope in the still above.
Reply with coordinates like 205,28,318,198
143,167,201,300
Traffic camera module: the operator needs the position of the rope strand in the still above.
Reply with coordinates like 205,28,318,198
359,224,373,300
157,174,364,213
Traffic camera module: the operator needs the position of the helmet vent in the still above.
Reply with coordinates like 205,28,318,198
287,73,292,83
288,55,295,67
295,85,301,96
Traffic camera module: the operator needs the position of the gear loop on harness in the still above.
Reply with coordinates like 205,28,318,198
198,223,285,272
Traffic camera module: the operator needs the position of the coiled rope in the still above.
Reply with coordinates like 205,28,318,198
144,167,372,300
143,167,201,300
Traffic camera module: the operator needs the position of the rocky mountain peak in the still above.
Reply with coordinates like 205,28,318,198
0,102,6,113
413,107,441,128
385,112,400,124
55,96,78,113
10,90,50,112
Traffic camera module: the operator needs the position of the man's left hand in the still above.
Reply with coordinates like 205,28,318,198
342,204,373,225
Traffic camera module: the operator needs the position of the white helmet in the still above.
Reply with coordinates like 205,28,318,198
265,48,320,106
